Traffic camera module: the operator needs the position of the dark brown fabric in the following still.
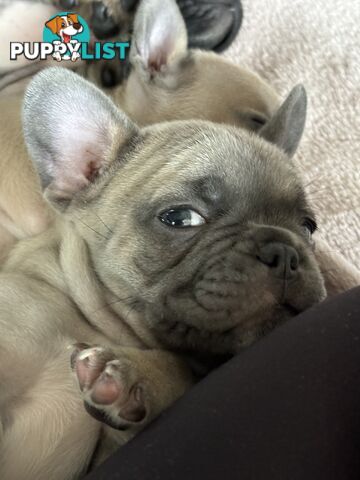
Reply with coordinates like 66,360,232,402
86,287,360,480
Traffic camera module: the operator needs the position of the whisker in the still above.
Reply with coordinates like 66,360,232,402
73,214,110,241
91,211,114,235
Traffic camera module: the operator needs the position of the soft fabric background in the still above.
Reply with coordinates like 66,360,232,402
224,0,360,270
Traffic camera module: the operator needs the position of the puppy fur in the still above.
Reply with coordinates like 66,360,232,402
0,64,325,478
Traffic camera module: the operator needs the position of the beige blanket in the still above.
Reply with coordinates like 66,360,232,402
224,0,360,279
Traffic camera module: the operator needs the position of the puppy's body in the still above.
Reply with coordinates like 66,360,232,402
0,0,348,476
0,62,326,478
0,221,191,479
0,94,51,263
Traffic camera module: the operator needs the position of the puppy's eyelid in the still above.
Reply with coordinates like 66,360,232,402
237,111,269,130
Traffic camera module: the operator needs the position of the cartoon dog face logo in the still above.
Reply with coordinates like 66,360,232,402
45,13,84,62
45,14,83,43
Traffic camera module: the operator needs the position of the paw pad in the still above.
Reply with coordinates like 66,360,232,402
71,344,147,429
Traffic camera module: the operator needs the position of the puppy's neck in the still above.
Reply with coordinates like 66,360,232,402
59,222,160,348
3,220,160,348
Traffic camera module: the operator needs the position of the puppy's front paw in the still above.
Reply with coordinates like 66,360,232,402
71,345,147,430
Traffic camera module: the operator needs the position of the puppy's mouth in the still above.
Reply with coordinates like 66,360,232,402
63,33,71,43
152,315,239,355
148,300,302,355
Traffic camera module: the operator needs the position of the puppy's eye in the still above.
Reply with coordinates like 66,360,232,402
302,218,317,237
61,22,66,27
159,208,206,228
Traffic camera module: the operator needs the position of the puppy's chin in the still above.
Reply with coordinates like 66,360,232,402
146,300,309,356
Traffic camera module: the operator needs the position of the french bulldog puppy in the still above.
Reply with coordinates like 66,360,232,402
0,66,325,479
0,0,278,264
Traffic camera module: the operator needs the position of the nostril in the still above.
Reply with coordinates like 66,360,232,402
257,243,299,280
257,253,280,268
268,254,280,269
257,244,282,269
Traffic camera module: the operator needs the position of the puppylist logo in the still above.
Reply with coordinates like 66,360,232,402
10,12,129,63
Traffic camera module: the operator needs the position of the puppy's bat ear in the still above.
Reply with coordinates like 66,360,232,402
45,17,59,34
131,0,188,86
23,67,138,210
259,85,307,157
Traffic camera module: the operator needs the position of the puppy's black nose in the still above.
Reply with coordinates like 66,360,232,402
257,243,299,280
73,22,82,30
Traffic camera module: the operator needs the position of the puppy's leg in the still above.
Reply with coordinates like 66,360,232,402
0,342,102,480
71,345,194,466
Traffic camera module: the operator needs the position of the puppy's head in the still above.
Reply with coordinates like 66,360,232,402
87,0,279,131
23,68,325,355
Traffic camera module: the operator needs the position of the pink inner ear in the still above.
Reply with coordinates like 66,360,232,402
51,150,103,198
148,48,168,72
50,117,110,197
84,159,101,183
148,31,175,72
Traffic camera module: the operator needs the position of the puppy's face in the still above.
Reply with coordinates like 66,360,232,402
78,0,135,41
86,0,279,131
121,51,279,131
97,126,324,355
23,69,325,356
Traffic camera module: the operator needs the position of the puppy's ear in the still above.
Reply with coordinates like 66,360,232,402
23,67,138,210
45,16,59,34
259,85,307,157
131,0,188,86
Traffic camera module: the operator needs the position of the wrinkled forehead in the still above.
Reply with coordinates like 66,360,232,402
140,124,305,212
